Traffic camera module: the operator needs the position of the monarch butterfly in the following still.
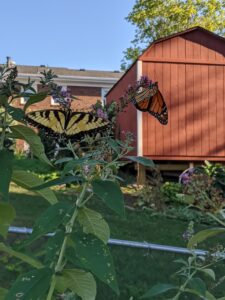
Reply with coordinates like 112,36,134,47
130,83,168,125
25,109,109,140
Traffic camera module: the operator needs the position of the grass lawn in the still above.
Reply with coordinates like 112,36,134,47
2,184,225,299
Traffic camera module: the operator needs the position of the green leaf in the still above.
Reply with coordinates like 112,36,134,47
9,125,51,165
22,202,72,246
7,105,25,121
23,93,47,111
199,268,215,281
205,291,217,300
0,288,8,300
77,207,110,244
188,277,206,297
0,287,8,300
44,230,65,264
0,202,16,238
125,156,155,167
0,149,13,201
11,170,57,204
71,233,119,295
141,283,178,298
92,179,125,217
0,95,8,106
176,194,194,204
0,242,43,269
31,175,83,190
188,228,225,248
56,269,96,300
5,268,52,300
62,158,105,176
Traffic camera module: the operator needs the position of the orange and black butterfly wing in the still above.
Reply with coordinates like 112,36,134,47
133,87,152,112
134,98,150,112
148,90,168,125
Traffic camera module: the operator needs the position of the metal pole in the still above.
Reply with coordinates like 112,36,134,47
8,226,209,256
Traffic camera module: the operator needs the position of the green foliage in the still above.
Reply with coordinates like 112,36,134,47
0,203,15,238
0,149,13,201
161,181,183,204
70,233,119,295
5,268,52,300
196,161,225,197
92,180,125,217
0,63,132,299
56,269,96,300
122,0,225,69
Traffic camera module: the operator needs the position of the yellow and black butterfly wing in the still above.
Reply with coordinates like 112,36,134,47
65,112,109,138
148,90,168,125
25,110,66,135
25,109,109,139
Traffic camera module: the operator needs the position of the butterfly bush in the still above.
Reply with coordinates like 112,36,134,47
124,75,154,99
179,167,195,184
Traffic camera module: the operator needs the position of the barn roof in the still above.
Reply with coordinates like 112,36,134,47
107,26,225,96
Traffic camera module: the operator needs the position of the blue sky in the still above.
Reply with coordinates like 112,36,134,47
0,0,136,71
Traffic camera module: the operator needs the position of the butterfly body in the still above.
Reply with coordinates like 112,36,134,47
25,109,109,140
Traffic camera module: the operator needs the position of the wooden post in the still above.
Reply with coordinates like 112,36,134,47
137,163,146,185
189,162,194,168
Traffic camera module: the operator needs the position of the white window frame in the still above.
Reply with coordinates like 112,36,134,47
101,88,110,106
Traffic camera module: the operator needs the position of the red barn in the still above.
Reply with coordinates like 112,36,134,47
107,27,225,169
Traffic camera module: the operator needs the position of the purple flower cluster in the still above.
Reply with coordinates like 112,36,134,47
96,108,108,120
124,75,155,99
179,167,195,184
52,86,72,109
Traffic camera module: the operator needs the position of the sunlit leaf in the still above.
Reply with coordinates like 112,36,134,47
9,125,51,165
188,228,225,248
56,268,96,300
11,170,57,204
77,207,110,244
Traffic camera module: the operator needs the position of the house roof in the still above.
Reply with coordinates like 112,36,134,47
15,65,123,79
107,26,225,96
0,63,124,88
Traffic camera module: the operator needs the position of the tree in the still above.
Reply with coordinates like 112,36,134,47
121,0,225,70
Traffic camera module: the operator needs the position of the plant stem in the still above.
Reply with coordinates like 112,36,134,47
173,270,196,300
207,212,225,227
46,275,56,300
46,182,88,299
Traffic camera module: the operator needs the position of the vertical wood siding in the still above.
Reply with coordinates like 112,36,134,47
141,30,225,160
106,63,137,155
